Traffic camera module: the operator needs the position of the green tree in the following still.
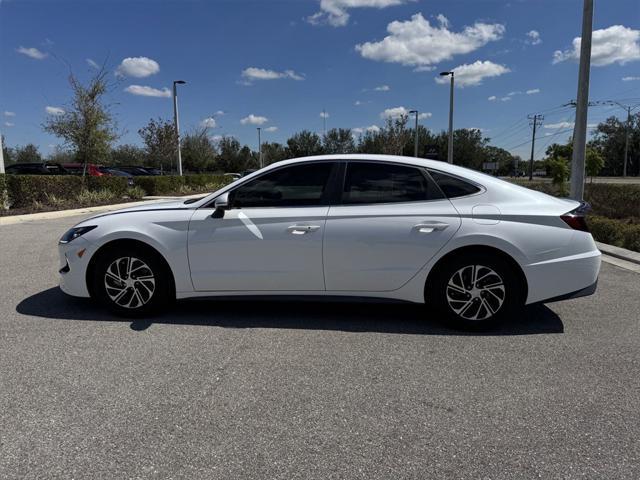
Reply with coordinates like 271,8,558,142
585,147,604,182
42,67,119,170
323,128,355,154
285,130,324,157
47,146,75,164
138,117,178,172
110,144,146,166
181,129,216,172
591,113,640,176
261,142,288,166
547,156,570,195
15,144,42,163
380,115,410,155
2,136,15,165
216,136,258,172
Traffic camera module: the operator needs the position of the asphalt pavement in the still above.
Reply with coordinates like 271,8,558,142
1,214,639,479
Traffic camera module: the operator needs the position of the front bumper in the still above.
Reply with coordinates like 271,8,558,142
58,238,92,298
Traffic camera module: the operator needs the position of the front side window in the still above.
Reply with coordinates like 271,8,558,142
230,162,333,208
341,162,443,204
428,170,482,198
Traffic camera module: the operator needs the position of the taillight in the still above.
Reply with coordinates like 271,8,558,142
561,202,591,232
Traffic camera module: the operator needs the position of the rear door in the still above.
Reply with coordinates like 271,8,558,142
323,161,461,292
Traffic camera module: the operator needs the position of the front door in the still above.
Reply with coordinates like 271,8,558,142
188,162,337,291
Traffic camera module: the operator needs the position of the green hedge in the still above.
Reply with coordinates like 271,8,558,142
589,216,640,252
0,173,7,209
135,174,230,195
85,176,129,196
7,174,84,208
509,180,640,219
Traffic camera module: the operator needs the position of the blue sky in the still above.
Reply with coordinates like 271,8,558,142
1,0,639,160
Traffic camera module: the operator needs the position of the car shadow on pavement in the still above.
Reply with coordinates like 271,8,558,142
17,287,564,336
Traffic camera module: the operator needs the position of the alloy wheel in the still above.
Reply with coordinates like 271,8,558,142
104,256,156,309
446,265,505,321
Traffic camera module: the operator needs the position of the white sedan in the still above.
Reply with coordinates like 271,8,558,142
58,154,601,328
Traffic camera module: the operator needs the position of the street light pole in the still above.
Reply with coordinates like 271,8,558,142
570,0,594,201
257,127,262,168
440,71,454,164
409,110,419,157
172,80,186,176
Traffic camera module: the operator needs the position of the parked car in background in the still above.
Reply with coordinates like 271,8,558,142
57,154,601,329
224,173,242,181
5,162,67,175
99,167,135,186
116,166,161,176
62,163,106,176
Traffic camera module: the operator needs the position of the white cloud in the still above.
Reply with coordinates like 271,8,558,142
434,60,510,87
380,106,431,119
488,95,497,101
264,126,278,132
526,30,542,45
214,110,225,116
356,13,505,68
124,85,171,98
210,135,223,143
3,111,15,117
320,111,330,118
45,106,65,115
116,57,160,77
17,46,47,60
544,121,574,129
306,0,412,27
553,25,640,66
353,125,381,135
241,67,304,84
87,58,100,69
622,76,640,81
374,84,390,91
200,117,217,128
500,96,511,102
241,114,268,125
526,88,541,94
4,122,15,127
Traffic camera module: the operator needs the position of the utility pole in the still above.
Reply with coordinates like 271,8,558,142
570,0,594,200
322,108,327,137
528,114,543,181
623,106,631,177
172,80,186,176
409,110,419,157
257,127,262,168
440,71,455,164
0,133,4,174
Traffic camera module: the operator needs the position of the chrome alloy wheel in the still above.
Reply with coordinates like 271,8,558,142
446,265,505,321
104,257,156,309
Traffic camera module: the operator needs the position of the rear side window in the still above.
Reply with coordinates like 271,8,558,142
231,162,333,208
428,170,481,198
342,162,444,204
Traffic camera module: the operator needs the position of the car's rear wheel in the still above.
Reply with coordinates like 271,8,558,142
91,246,172,316
429,252,523,329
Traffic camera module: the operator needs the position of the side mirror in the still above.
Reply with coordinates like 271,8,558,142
212,192,230,218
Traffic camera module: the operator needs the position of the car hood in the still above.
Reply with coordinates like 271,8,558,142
84,200,193,221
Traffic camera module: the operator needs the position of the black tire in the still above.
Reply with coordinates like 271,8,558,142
91,245,173,317
428,252,524,330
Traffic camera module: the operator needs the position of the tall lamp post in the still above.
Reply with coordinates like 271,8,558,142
172,80,186,176
257,127,262,168
409,110,419,157
440,71,454,164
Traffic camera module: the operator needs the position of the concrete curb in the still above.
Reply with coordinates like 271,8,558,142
597,242,640,266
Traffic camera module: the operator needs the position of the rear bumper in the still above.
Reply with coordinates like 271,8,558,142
523,249,601,304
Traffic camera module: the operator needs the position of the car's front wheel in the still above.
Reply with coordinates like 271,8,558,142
429,253,524,329
91,245,173,316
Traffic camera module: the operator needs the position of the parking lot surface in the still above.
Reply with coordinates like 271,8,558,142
1,214,639,479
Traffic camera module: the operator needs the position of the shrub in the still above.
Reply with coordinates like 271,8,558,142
125,186,146,200
584,183,640,219
6,174,83,208
135,175,186,196
85,175,129,196
76,188,118,206
0,173,7,210
588,216,625,247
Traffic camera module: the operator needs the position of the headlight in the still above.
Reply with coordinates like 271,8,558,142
59,225,97,244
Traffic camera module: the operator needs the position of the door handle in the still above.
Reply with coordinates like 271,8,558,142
413,222,448,233
287,225,321,235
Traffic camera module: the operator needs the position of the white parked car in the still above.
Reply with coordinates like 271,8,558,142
58,154,601,328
